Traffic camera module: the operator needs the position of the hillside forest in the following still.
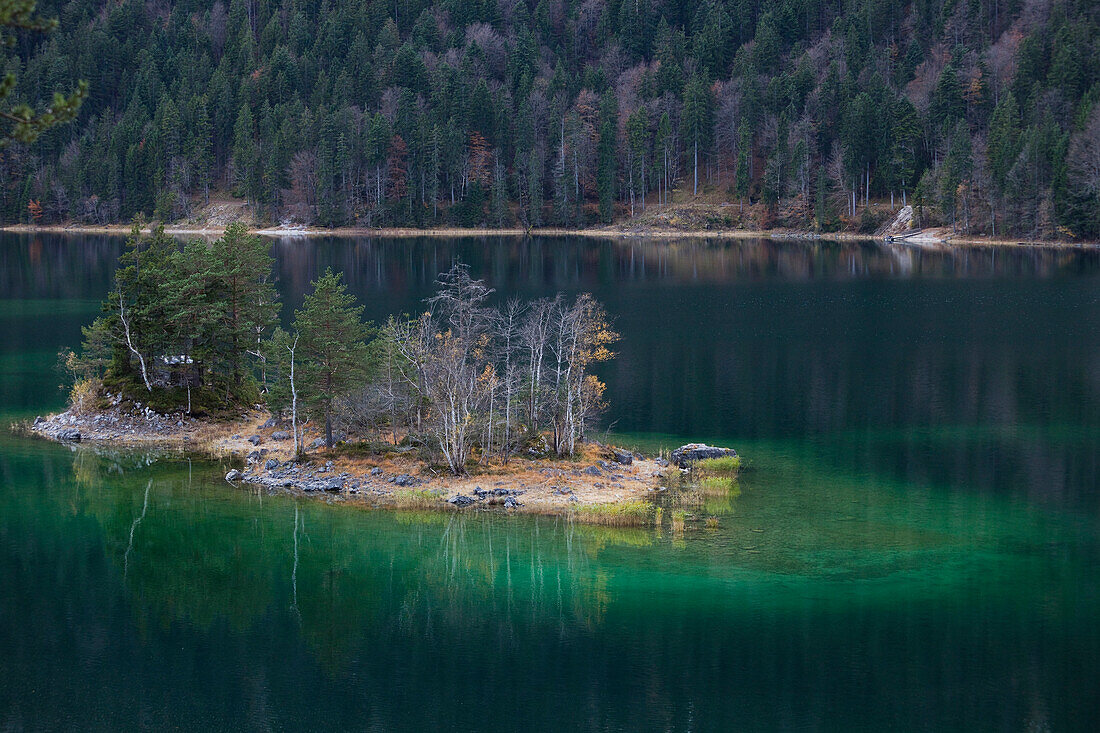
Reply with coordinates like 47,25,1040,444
3,0,1100,238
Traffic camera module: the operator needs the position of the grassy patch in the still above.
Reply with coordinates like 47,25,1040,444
670,509,687,532
698,455,741,475
698,476,738,494
389,488,444,509
573,500,650,527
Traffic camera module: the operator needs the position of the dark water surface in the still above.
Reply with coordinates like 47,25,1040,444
2,234,1099,731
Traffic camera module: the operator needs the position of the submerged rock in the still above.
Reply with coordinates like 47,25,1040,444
670,443,738,467
57,428,81,442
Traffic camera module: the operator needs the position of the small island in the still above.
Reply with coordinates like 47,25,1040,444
30,222,739,526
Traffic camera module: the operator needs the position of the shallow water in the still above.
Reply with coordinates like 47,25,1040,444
2,234,1099,730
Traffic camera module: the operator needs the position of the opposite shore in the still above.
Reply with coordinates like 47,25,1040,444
4,221,1098,249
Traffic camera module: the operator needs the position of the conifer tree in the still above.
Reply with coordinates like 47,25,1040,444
292,269,373,448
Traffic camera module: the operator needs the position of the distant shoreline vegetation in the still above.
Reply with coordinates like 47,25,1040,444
2,1,1099,242
58,221,620,475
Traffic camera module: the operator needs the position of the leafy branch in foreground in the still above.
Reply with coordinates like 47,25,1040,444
0,1,86,145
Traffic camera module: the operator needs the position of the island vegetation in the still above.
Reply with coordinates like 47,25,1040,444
61,222,618,470
1,0,1098,243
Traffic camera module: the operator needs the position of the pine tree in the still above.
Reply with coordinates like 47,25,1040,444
292,269,374,448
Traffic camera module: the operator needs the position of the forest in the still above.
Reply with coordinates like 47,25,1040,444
3,0,1100,238
64,225,619,474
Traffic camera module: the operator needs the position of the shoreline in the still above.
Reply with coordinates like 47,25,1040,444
25,405,672,522
3,222,1097,249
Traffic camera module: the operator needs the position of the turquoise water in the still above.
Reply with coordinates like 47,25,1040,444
2,234,1099,730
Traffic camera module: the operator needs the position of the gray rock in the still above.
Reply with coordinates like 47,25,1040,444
309,437,325,450
473,486,488,498
670,443,738,468
493,488,516,496
582,465,602,476
265,458,280,471
503,496,520,509
225,469,242,482
57,428,81,442
448,495,476,507
370,467,383,476
612,450,633,465
655,457,670,468
247,435,262,446
393,474,421,487
34,415,45,425
270,431,290,441
261,417,277,429
247,451,262,463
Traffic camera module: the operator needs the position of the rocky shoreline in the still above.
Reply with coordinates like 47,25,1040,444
26,404,732,519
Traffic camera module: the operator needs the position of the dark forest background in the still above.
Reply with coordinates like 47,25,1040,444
3,0,1100,237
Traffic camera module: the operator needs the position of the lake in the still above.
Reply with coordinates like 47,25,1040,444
2,233,1099,730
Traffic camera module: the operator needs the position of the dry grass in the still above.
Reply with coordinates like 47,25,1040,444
670,509,687,533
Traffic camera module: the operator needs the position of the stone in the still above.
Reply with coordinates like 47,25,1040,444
655,457,670,468
393,474,421,487
265,458,280,471
225,469,242,482
247,451,262,463
473,486,488,498
370,467,383,476
261,417,277,429
57,428,81,442
582,465,602,476
34,415,45,425
270,431,290,441
448,495,476,507
503,496,520,509
247,435,262,446
612,450,633,465
309,437,325,450
670,443,738,468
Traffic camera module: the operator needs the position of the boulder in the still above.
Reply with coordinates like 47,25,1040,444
670,443,738,468
612,449,633,465
247,435,262,446
57,428,81,442
264,458,280,471
582,465,602,476
247,451,262,463
448,495,476,507
503,496,520,509
270,431,290,441
261,417,277,429
225,469,242,482
34,415,45,425
309,437,325,450
393,474,421,487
